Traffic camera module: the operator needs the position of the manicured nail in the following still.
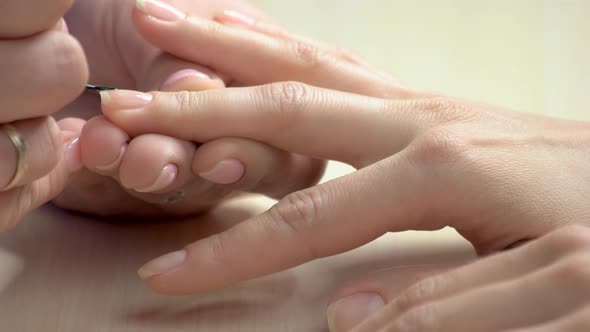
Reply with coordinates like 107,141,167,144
95,146,126,172
64,138,82,173
199,159,245,185
327,293,385,332
136,0,186,22
215,10,256,26
99,90,153,110
138,250,187,279
160,69,210,91
135,164,178,193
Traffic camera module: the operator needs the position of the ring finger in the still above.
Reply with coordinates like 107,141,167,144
0,117,63,191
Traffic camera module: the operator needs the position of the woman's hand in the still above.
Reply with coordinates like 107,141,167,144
100,4,590,296
328,225,590,331
51,0,326,217
0,0,88,229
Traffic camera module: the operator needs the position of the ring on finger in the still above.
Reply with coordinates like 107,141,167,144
1,124,27,192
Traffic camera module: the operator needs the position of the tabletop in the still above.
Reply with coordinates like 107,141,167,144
0,164,475,332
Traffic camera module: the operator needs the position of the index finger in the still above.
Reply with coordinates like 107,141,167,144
101,85,419,167
137,154,429,294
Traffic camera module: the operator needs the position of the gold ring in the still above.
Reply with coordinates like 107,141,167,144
1,124,27,192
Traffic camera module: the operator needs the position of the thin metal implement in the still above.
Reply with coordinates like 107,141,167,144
85,84,117,91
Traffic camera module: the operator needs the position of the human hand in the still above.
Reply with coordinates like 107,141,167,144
0,0,88,229
101,4,590,295
52,0,325,217
328,226,590,331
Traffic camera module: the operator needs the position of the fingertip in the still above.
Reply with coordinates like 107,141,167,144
79,116,129,173
118,134,194,193
57,117,85,133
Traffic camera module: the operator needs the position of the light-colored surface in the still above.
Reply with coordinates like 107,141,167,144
255,0,590,119
1,0,588,331
0,200,473,332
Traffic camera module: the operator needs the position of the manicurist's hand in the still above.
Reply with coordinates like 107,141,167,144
0,0,88,228
101,2,590,301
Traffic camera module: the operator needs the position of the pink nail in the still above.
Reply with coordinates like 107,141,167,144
135,164,178,193
64,138,82,173
138,250,187,279
136,0,186,22
95,146,127,172
199,159,245,185
160,69,210,91
99,90,153,111
215,10,256,26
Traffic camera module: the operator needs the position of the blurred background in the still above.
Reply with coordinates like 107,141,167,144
254,0,589,120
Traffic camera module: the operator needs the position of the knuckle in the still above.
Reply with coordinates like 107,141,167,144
393,304,441,332
269,188,324,233
265,81,310,114
543,225,590,254
288,40,327,69
419,96,473,123
203,232,230,265
172,91,200,115
201,19,226,38
408,128,471,165
394,277,441,314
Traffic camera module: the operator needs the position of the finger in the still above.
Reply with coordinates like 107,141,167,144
193,137,325,199
354,227,590,330
502,307,590,332
328,265,458,332
376,227,590,308
79,116,129,177
57,117,85,133
372,254,590,332
137,153,437,294
119,134,196,194
101,86,416,167
215,10,393,80
0,30,88,122
136,52,226,92
0,133,71,231
0,0,73,38
0,117,64,190
132,3,411,98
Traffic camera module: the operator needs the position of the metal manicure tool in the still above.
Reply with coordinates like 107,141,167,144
85,84,117,91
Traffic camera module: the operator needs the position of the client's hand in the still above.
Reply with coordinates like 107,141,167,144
100,3,590,297
331,226,590,331
52,0,325,217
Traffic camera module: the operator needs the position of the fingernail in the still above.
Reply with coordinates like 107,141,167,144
136,0,186,22
327,293,385,332
64,138,82,173
160,69,210,91
199,159,245,185
135,164,178,193
99,90,153,110
95,146,126,172
215,10,256,27
138,250,187,279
